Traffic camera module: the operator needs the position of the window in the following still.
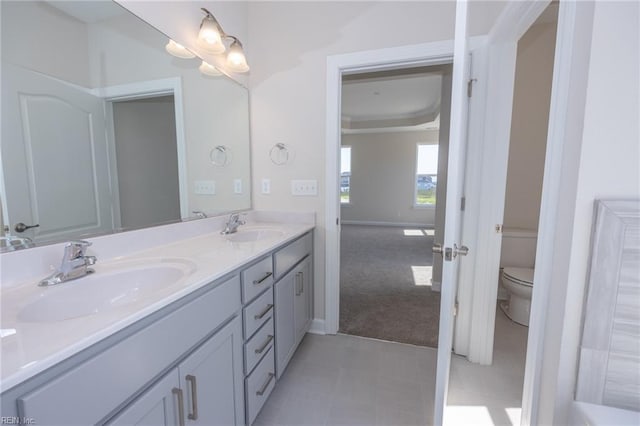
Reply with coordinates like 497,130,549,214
341,146,351,204
415,144,439,206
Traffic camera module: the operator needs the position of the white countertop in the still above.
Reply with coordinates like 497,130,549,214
0,217,314,392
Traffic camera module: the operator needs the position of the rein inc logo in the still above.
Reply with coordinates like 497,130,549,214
1,418,35,425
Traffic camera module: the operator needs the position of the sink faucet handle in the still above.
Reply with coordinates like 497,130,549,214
64,240,92,259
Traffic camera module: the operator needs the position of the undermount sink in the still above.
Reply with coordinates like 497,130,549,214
225,228,284,243
18,258,197,323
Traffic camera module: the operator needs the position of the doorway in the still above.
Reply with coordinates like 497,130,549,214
110,95,181,230
337,65,453,348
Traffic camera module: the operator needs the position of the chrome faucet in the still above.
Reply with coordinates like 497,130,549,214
39,240,97,286
192,210,207,219
221,213,246,235
0,226,34,252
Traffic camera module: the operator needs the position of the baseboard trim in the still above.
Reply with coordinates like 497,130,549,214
341,220,434,228
308,319,326,335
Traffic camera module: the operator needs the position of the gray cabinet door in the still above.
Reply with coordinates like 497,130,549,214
274,269,296,379
178,317,245,426
107,370,180,426
294,257,312,343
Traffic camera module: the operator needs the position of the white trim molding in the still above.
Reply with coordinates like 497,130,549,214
308,319,327,335
95,78,189,221
522,2,596,425
325,40,456,335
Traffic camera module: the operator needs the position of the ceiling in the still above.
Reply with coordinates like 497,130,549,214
341,66,448,134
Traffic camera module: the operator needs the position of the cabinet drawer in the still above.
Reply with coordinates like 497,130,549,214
17,276,241,426
242,256,274,303
245,347,276,425
244,317,274,375
243,287,274,339
274,232,312,279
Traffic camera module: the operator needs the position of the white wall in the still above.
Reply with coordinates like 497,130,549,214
503,19,557,231
537,2,640,424
341,130,438,226
1,1,91,86
248,1,505,322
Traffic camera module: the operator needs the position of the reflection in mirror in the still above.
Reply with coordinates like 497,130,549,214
0,0,251,248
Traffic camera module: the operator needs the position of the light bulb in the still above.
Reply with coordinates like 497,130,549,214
165,39,195,59
226,40,250,73
198,16,225,54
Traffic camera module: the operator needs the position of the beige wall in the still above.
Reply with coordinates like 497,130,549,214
247,1,505,321
341,130,439,226
503,18,558,231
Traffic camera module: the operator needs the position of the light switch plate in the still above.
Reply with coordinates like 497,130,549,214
291,179,318,196
261,178,271,194
234,179,242,194
194,180,215,195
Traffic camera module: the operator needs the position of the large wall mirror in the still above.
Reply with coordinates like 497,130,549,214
0,0,251,248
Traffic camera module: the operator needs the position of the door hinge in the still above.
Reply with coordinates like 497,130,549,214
460,196,466,211
495,224,503,233
467,78,477,98
336,218,340,226
453,302,459,317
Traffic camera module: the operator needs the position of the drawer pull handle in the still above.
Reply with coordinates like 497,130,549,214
253,272,273,285
186,374,199,420
172,387,186,426
254,304,274,320
256,372,275,396
255,335,274,354
295,271,303,296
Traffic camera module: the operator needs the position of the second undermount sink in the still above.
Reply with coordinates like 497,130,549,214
18,258,197,323
225,228,284,243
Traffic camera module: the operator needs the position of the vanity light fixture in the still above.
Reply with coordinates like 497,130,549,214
198,8,250,73
199,60,223,76
165,39,195,59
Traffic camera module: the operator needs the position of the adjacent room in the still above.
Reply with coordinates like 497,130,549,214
338,65,452,348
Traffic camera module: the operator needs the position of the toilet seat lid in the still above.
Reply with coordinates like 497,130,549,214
503,267,534,286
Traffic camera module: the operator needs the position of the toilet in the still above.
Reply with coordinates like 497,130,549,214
500,267,534,326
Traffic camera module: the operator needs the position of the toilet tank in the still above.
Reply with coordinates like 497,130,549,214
500,228,537,268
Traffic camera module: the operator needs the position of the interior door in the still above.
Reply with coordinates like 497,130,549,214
1,64,114,243
433,1,471,425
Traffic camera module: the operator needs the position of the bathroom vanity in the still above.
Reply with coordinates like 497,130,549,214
0,215,314,425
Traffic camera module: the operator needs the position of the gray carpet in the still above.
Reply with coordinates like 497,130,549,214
339,225,441,348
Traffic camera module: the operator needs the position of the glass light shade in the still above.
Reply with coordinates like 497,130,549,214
165,39,195,59
226,41,250,73
199,61,222,77
198,17,225,54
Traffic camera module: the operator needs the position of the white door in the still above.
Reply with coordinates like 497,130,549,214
1,64,114,243
433,1,471,425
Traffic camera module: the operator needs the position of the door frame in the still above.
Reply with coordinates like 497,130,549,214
91,77,189,223
453,0,551,364
324,40,456,336
324,1,589,424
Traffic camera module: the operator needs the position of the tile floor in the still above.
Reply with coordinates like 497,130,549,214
255,308,528,426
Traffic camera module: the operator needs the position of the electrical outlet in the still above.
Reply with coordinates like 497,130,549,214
234,179,242,194
261,178,271,194
194,180,215,195
291,179,318,196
